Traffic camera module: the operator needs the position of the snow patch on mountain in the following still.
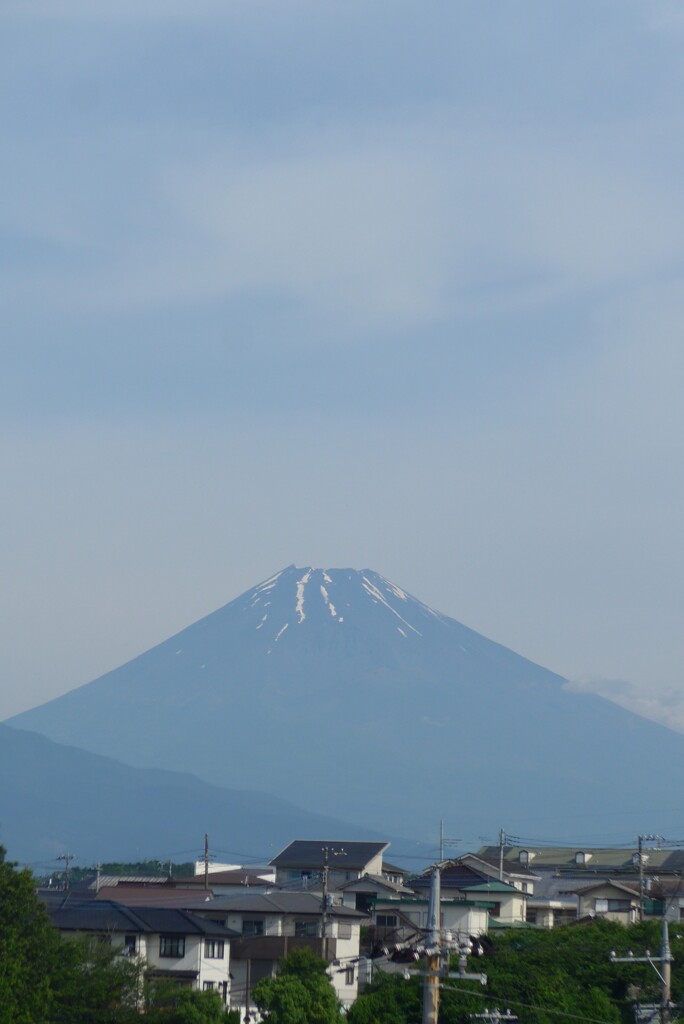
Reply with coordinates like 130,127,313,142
295,569,312,623
361,576,422,636
320,585,337,618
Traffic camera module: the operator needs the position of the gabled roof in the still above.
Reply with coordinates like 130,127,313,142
182,871,273,887
189,891,367,918
382,861,410,877
270,840,389,871
460,881,521,895
336,874,415,896
47,900,239,936
566,880,640,898
461,853,539,879
410,862,489,889
95,885,213,908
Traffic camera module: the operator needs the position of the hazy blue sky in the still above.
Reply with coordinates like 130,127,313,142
2,0,684,726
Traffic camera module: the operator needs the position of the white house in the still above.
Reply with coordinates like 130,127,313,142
189,889,367,1012
269,839,389,889
47,900,237,1001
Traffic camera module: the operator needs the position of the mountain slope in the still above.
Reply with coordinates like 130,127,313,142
8,565,684,839
0,723,397,864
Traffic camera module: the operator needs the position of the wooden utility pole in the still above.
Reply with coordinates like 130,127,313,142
498,828,506,882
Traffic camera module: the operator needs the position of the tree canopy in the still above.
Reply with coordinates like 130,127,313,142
0,845,61,1024
253,948,341,1024
350,919,684,1024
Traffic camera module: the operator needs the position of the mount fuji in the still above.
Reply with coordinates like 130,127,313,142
8,565,684,841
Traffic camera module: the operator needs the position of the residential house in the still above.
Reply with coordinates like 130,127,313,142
269,839,389,890
476,845,684,927
410,859,529,926
46,900,237,1001
188,889,367,1012
570,880,640,924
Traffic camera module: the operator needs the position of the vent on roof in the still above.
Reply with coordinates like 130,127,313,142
519,851,536,865
575,852,592,865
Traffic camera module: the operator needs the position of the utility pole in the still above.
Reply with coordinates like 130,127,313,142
57,853,75,890
95,863,102,894
422,865,441,1024
662,917,673,1024
244,958,251,1023
498,828,506,882
639,834,645,922
204,833,210,891
421,866,487,1024
440,820,445,863
320,846,346,960
637,835,662,922
610,916,674,1024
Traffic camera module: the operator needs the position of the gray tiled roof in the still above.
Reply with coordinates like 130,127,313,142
189,891,367,918
47,900,239,936
336,874,415,895
270,840,388,870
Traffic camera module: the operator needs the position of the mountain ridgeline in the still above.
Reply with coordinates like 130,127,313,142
8,566,684,841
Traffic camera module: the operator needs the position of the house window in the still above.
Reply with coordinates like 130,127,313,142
123,934,137,955
203,981,215,991
376,914,398,928
488,903,501,918
159,935,186,958
242,919,264,936
294,920,318,937
607,899,632,912
337,922,352,940
345,966,355,985
205,939,225,958
519,851,529,865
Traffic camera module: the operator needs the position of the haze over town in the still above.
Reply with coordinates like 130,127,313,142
2,0,684,739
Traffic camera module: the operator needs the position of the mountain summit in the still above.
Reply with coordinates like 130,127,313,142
8,565,684,840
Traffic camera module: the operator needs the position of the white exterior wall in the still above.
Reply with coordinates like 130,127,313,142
144,933,231,993
225,913,282,936
329,919,361,1007
494,892,527,924
440,903,489,937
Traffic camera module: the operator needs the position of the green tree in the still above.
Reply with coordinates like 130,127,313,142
0,845,62,1024
50,933,143,1024
145,983,238,1024
253,948,341,1024
347,970,421,1024
350,919,684,1024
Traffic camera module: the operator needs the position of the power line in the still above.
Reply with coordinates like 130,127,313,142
437,982,622,1024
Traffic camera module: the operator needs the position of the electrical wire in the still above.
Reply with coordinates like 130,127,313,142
436,983,627,1024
